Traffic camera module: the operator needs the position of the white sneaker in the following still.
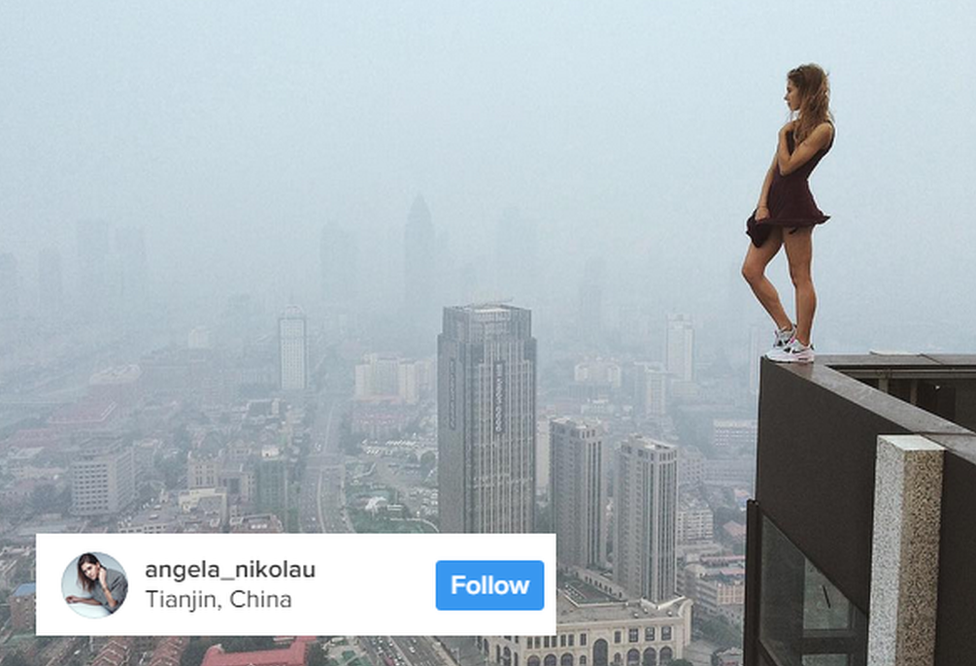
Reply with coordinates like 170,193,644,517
766,338,815,364
771,326,795,353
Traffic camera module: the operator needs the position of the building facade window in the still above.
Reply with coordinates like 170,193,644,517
628,629,639,643
614,631,621,644
661,627,671,642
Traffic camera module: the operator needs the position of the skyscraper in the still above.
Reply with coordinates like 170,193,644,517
404,195,437,321
278,305,308,391
550,418,607,569
614,435,678,603
666,314,694,382
578,257,606,347
438,304,536,534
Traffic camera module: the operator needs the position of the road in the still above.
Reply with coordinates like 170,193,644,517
299,392,352,534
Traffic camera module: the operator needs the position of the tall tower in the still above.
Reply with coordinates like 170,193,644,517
550,418,607,569
438,304,536,534
666,314,694,382
577,257,606,347
404,196,436,311
278,305,308,391
614,435,678,603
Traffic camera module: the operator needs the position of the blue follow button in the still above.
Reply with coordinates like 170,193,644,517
436,560,545,611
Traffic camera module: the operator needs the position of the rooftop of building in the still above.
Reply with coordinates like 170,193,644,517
89,364,142,385
13,582,36,597
201,637,312,666
555,589,692,625
750,353,976,664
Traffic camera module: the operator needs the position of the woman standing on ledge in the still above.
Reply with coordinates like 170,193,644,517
742,64,834,363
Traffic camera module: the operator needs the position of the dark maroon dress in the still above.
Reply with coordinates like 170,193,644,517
746,127,834,248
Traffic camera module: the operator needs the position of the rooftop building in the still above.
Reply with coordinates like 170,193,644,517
745,354,976,666
483,572,693,666
201,637,311,666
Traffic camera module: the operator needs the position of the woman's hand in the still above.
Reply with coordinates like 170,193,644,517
755,205,770,221
98,565,108,588
66,595,80,603
779,120,797,136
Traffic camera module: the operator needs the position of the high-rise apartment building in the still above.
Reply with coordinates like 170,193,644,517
550,418,607,569
438,304,536,534
278,305,308,391
256,447,289,525
666,314,694,382
636,362,669,417
71,437,136,516
614,435,678,604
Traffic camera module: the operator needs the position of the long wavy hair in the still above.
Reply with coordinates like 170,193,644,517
76,553,100,593
788,64,832,143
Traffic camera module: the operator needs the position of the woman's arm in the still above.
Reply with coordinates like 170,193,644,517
98,566,119,609
66,596,103,606
777,122,833,176
755,153,777,219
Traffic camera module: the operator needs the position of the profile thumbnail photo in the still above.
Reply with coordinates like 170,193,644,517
62,552,128,618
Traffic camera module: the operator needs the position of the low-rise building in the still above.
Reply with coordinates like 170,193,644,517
9,582,36,632
483,573,692,666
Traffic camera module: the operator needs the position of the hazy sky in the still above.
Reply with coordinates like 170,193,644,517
2,1,974,348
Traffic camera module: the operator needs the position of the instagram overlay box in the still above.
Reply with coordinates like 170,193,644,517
37,533,555,635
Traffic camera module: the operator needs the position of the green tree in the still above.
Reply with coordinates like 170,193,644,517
180,638,212,666
307,644,330,666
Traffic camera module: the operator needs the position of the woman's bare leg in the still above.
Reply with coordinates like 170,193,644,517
783,226,816,345
741,228,792,331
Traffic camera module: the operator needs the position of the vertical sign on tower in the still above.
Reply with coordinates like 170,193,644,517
449,358,457,430
493,361,506,434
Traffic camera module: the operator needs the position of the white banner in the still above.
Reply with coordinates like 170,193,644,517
36,533,556,636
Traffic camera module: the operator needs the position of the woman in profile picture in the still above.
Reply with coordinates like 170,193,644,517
742,63,835,363
65,553,128,614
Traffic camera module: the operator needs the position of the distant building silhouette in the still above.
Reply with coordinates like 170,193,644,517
404,195,438,336
666,314,694,382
